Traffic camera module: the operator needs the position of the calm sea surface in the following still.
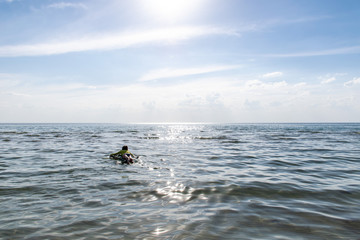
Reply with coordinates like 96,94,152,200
0,123,359,240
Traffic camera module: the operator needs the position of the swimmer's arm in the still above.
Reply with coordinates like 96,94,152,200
110,151,121,157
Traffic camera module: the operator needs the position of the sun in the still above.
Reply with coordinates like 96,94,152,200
140,0,205,23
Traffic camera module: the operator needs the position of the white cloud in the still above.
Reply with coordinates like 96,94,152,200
294,82,306,88
264,46,360,57
244,79,287,90
321,77,336,84
46,2,87,10
319,73,347,84
261,71,283,78
0,26,237,57
344,77,360,87
139,65,241,82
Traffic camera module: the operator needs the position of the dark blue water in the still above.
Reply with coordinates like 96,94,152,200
1,123,359,239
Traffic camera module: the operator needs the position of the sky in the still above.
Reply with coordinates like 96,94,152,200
0,0,359,123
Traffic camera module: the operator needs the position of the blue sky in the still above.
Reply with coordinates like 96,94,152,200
0,0,359,123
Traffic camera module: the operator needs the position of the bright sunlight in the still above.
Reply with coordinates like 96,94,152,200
140,0,206,23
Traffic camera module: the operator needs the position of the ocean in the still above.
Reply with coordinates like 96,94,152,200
0,123,359,239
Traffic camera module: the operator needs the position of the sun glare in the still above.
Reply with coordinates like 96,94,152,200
140,0,205,23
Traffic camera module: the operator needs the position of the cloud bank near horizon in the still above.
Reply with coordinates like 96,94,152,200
1,72,359,123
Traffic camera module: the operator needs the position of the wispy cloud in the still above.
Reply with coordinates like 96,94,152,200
261,71,283,78
318,73,347,84
321,77,336,84
344,77,360,87
263,46,360,58
0,26,237,57
139,65,241,82
244,79,288,90
46,2,87,10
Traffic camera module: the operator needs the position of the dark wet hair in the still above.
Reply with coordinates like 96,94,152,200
122,146,128,150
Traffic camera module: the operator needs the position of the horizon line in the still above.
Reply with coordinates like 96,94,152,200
1,121,359,125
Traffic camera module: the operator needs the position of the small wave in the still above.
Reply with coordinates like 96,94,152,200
58,188,81,195
0,227,43,240
0,131,28,135
181,183,360,205
268,159,301,167
299,130,322,134
90,135,101,138
111,130,125,134
195,135,228,140
0,185,48,196
224,140,247,144
25,134,41,137
140,136,160,139
294,148,334,152
90,180,144,190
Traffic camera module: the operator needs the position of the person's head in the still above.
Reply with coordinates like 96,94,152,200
122,145,128,150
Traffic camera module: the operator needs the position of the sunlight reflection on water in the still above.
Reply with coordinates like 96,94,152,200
156,181,194,203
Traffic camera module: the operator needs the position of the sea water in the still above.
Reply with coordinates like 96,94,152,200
0,123,359,239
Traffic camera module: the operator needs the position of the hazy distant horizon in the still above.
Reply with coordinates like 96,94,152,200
1,121,359,125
